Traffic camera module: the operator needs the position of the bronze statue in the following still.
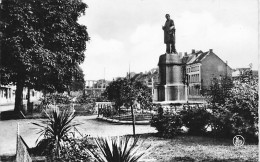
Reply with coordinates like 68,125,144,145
162,14,176,54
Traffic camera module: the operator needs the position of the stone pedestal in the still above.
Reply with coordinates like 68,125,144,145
154,53,187,106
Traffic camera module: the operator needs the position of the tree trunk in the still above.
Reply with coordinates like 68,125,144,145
14,79,24,112
67,86,71,96
131,105,136,137
27,87,30,110
83,82,86,96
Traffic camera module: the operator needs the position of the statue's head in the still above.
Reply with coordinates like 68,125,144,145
165,14,170,20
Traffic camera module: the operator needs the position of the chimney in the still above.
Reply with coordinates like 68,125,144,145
209,49,213,53
192,49,195,54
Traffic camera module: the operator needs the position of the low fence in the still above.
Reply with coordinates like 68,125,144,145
40,103,95,116
107,114,152,121
73,103,95,116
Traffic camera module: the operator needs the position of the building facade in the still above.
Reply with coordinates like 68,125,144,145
183,49,232,98
0,86,42,105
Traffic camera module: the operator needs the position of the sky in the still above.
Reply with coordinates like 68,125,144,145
78,0,258,81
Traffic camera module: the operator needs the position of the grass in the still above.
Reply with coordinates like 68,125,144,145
138,134,258,162
1,134,258,162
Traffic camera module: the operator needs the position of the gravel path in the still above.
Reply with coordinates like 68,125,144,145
0,115,156,155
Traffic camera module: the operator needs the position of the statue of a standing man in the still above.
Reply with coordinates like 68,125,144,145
162,14,176,54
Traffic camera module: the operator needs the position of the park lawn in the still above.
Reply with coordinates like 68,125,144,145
139,134,258,162
1,134,258,162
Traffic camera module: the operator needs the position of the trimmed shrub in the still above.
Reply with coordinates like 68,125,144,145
150,107,183,138
180,106,211,135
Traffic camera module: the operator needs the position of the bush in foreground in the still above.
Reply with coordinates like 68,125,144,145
31,108,80,159
180,106,211,135
150,107,183,138
88,136,150,162
208,69,258,140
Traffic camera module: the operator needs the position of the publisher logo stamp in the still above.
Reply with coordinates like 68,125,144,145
233,135,245,147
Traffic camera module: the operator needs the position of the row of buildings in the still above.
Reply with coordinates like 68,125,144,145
148,49,257,102
183,49,257,99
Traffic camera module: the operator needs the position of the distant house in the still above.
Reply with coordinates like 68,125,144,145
182,49,232,97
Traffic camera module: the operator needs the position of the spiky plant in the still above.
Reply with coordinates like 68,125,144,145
32,107,80,157
88,136,151,162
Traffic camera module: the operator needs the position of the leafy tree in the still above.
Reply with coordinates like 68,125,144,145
103,78,152,136
121,79,139,136
209,69,258,139
208,76,233,105
135,81,152,111
69,65,85,93
103,78,152,112
102,79,125,111
0,0,89,112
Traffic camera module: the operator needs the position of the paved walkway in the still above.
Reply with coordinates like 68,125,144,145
0,100,39,112
0,115,157,155
0,104,14,112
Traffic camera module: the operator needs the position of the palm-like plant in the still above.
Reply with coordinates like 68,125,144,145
88,136,151,162
32,107,80,157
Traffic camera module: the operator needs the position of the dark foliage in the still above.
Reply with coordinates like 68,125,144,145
59,137,94,161
0,0,89,111
208,69,258,140
102,79,125,110
88,136,150,162
180,106,211,135
69,65,86,92
32,108,80,158
40,94,72,105
150,107,183,138
208,76,233,104
103,78,152,112
76,94,95,104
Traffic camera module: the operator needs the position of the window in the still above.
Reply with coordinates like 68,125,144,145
190,66,200,72
186,67,191,73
